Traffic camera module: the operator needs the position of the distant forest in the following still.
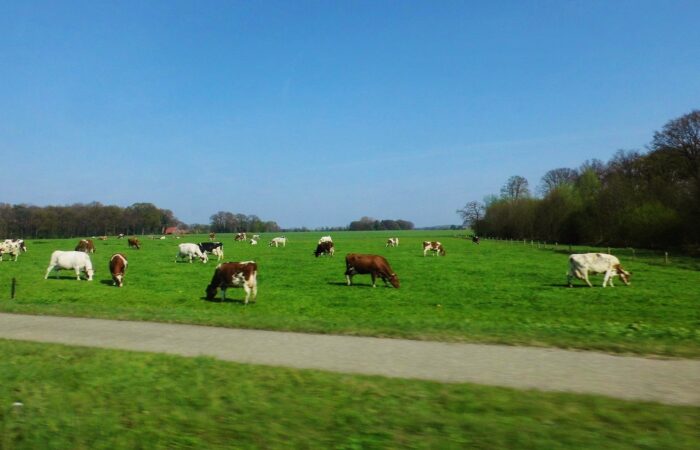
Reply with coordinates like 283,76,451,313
457,110,700,252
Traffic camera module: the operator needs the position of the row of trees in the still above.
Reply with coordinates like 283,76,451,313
0,202,180,238
209,211,281,233
347,216,415,231
457,110,700,251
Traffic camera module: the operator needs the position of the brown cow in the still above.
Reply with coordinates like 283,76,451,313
75,239,95,253
345,253,399,288
109,253,128,287
422,241,446,256
209,232,216,241
314,241,335,257
205,261,258,304
128,237,141,249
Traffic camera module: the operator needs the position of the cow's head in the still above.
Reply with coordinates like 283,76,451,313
616,265,631,285
439,246,446,256
389,273,400,289
200,253,209,263
86,268,94,281
205,284,218,300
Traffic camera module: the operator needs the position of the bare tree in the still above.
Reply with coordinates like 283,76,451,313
500,175,530,200
651,109,700,180
456,201,484,227
538,168,578,195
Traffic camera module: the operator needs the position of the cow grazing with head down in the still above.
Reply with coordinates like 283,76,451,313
0,240,21,261
75,239,96,254
109,253,128,287
567,253,631,288
422,241,446,256
205,261,258,304
176,243,208,263
198,242,224,261
471,235,480,244
234,232,247,241
386,237,399,247
128,237,141,249
269,237,287,247
345,253,399,288
45,251,94,281
314,241,335,257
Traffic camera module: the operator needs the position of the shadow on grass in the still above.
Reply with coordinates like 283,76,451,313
200,296,250,304
99,279,116,286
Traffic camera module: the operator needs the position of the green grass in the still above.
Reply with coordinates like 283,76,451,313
1,339,698,450
1,231,699,356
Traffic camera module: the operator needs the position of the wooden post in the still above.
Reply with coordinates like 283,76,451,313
11,277,16,299
665,252,669,264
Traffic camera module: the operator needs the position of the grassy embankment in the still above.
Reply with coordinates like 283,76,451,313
0,230,698,356
1,339,698,449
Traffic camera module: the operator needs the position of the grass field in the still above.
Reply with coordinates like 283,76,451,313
1,339,698,450
1,230,699,356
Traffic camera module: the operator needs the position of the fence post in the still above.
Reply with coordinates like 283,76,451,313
607,247,611,255
665,252,669,264
11,278,16,299
632,248,636,259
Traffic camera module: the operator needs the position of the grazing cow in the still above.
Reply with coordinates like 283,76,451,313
159,236,166,240
0,241,21,261
209,232,216,241
4,239,27,253
128,237,141,249
198,242,224,261
567,253,631,288
314,241,335,257
386,237,399,247
75,239,96,254
117,233,125,239
318,236,333,244
471,235,480,244
98,236,108,241
250,238,258,245
234,232,247,241
45,251,94,281
109,253,128,287
269,237,287,247
175,243,208,263
205,261,258,304
345,253,399,288
422,241,446,256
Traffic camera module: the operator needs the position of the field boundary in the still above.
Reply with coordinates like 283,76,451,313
1,312,699,406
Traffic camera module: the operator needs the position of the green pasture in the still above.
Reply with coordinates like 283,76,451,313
1,340,698,450
0,231,698,356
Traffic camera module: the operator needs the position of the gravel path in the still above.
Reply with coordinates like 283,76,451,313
1,313,698,406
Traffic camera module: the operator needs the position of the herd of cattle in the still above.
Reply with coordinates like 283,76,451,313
0,234,632,304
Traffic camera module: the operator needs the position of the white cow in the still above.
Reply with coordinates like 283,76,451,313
0,241,21,261
45,251,94,281
386,237,399,247
567,253,631,288
318,236,333,244
250,238,258,245
4,239,27,252
176,243,208,263
269,237,287,247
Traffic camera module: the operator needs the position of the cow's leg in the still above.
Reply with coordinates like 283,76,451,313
567,271,574,287
371,273,377,288
44,265,54,279
583,271,593,288
251,283,257,303
75,268,82,281
220,288,227,302
243,284,251,305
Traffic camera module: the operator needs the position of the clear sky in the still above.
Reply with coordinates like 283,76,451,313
2,1,699,228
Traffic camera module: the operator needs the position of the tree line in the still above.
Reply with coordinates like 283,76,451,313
457,110,700,252
0,203,282,238
347,216,414,231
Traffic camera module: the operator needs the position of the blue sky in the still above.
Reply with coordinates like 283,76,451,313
2,1,699,228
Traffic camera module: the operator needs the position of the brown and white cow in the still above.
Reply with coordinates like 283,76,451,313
205,261,258,304
234,232,247,241
422,241,445,256
209,232,216,241
386,237,399,247
109,253,128,287
75,239,96,253
567,253,631,288
128,237,140,249
98,236,108,241
345,253,399,288
314,241,335,257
